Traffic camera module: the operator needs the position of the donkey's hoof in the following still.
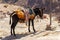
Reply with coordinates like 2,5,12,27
34,31,36,33
11,33,13,35
34,30,36,32
29,31,31,33
28,30,31,32
14,34,16,37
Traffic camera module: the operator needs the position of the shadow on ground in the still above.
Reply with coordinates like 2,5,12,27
1,32,36,40
0,37,2,40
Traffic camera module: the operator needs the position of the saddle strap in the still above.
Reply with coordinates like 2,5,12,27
29,8,35,15
31,8,35,15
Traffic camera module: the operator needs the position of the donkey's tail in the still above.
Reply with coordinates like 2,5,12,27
9,11,15,25
9,15,11,25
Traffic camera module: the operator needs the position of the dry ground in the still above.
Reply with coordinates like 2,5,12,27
0,15,60,40
0,3,60,40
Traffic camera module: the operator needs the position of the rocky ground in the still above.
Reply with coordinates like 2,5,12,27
0,14,60,40
0,3,60,40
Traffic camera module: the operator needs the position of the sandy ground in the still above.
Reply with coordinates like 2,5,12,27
0,15,60,40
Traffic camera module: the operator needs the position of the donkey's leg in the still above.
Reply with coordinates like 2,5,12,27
26,22,27,26
12,20,18,36
11,19,18,36
11,21,14,35
11,22,16,36
11,24,13,35
13,25,16,36
31,20,36,32
28,19,31,32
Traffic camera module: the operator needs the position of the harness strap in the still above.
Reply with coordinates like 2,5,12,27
29,8,35,15
31,8,35,15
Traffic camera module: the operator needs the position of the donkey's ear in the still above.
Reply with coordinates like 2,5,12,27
38,8,41,10
43,8,45,10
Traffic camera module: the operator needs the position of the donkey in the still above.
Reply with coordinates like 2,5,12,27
9,8,45,36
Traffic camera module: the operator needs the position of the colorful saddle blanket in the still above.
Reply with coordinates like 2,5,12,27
15,9,35,20
15,10,25,19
